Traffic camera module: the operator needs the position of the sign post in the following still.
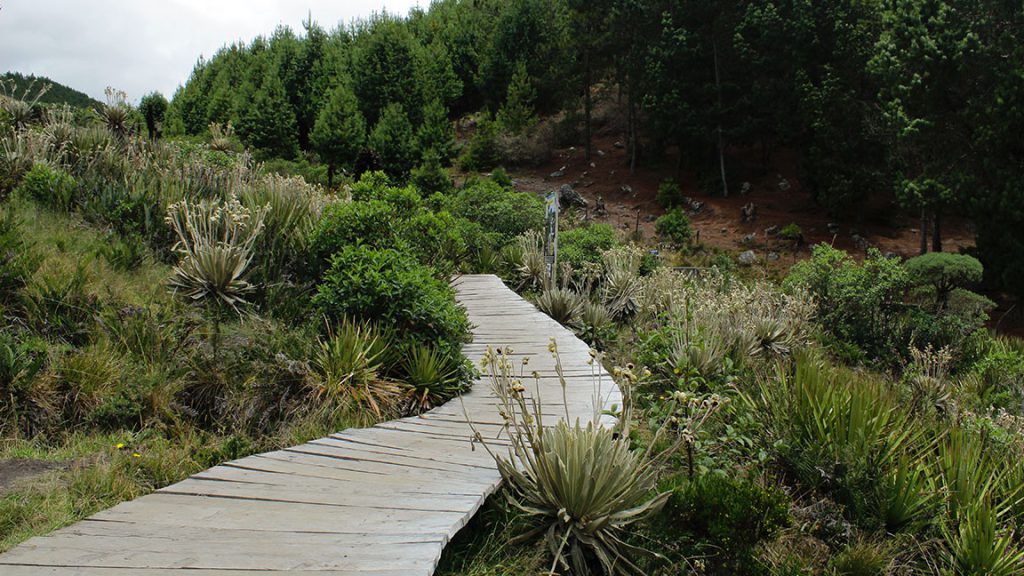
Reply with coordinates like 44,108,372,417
543,189,559,287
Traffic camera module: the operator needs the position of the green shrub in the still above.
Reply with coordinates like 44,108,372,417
489,167,512,189
309,200,399,272
313,246,470,354
657,474,790,574
368,103,418,181
786,245,909,365
348,170,392,201
449,180,543,244
656,178,682,209
904,252,984,308
779,223,803,243
559,223,618,269
411,149,453,195
396,210,468,277
17,163,77,212
458,117,500,172
655,208,692,246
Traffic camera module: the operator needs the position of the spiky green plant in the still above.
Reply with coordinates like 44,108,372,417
97,87,133,141
400,344,464,412
508,230,546,290
943,501,1024,576
534,287,584,325
474,346,667,576
311,317,403,420
165,196,267,313
600,246,642,320
573,300,615,348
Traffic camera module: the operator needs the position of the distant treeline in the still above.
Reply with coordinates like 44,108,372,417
2,71,101,110
163,0,1023,297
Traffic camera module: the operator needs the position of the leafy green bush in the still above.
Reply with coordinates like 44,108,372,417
449,180,543,244
655,208,692,246
657,474,790,574
559,223,618,269
904,252,984,308
779,223,803,243
656,178,682,209
786,245,909,364
396,210,468,276
18,163,77,212
309,200,400,272
313,245,470,354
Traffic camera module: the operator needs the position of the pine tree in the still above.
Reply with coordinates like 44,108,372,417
234,71,299,159
496,61,537,134
311,83,367,186
368,103,418,180
417,100,457,165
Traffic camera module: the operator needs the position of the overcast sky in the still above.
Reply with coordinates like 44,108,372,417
0,1,422,103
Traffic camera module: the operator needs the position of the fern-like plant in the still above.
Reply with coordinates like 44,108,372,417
311,317,403,420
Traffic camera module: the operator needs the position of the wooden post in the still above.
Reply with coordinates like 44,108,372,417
544,190,559,287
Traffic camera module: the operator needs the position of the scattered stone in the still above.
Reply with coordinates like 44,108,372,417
549,169,565,179
721,228,728,234
595,195,607,217
559,184,588,209
884,252,899,259
767,252,780,262
740,181,752,196
778,178,791,192
644,214,657,223
741,202,758,223
621,185,633,195
589,162,596,168
765,225,779,236
742,233,757,246
597,149,606,157
738,250,758,266
851,234,870,250
613,141,625,149
682,197,704,213
827,222,840,235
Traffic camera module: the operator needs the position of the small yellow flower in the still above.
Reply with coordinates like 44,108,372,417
116,443,125,450
132,453,141,458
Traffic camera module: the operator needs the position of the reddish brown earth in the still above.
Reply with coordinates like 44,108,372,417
509,133,975,266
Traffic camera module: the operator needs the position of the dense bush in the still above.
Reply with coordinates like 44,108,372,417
655,208,692,246
655,178,682,209
309,200,399,271
904,252,984,309
448,180,544,244
18,163,77,212
559,223,618,269
396,210,468,276
313,245,470,353
656,474,790,574
786,245,909,364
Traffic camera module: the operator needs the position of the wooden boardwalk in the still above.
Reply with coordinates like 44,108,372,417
0,274,620,575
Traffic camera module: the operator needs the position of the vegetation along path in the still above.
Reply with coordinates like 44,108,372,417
0,274,619,575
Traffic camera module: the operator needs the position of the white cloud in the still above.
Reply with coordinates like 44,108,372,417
0,0,422,103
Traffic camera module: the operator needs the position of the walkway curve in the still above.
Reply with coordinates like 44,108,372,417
0,275,620,575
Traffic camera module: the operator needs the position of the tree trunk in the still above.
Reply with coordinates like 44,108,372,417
932,211,943,253
327,164,335,189
628,85,637,175
713,37,728,198
584,49,593,163
920,208,929,255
